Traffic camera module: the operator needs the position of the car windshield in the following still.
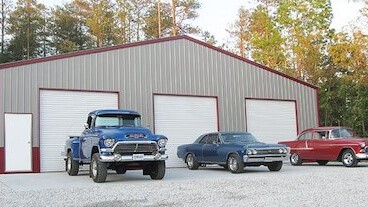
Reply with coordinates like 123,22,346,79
95,114,141,128
330,128,355,139
221,133,257,143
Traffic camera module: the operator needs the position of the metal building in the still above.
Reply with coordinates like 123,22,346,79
0,35,319,173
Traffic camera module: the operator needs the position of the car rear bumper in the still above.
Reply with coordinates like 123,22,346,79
243,155,287,163
100,153,168,162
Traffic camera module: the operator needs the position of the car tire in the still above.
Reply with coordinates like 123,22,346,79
90,153,107,183
150,161,166,180
186,153,199,170
116,167,127,174
341,149,358,167
66,151,79,176
317,160,328,166
290,153,302,166
227,154,244,173
268,161,283,171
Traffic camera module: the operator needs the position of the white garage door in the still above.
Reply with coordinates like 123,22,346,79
40,90,118,172
246,99,297,144
154,95,218,167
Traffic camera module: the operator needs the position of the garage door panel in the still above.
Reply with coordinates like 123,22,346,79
154,95,218,168
40,90,118,172
246,99,297,144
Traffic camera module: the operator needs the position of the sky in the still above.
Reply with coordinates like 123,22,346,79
39,0,365,45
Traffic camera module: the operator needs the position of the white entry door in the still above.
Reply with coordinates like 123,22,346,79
246,99,298,144
5,113,32,172
154,95,218,167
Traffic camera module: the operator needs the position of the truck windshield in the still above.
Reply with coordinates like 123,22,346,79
95,114,142,128
222,133,257,143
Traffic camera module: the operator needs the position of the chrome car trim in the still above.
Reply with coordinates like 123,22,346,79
100,154,168,162
111,141,159,151
355,153,368,159
243,155,287,163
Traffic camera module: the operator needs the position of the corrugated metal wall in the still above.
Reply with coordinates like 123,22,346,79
0,38,318,148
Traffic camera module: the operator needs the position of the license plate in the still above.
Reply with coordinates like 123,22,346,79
133,154,144,160
264,157,273,162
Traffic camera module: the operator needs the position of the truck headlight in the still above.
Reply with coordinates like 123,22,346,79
157,138,168,147
104,138,115,148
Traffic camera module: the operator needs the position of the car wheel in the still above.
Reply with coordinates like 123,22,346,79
317,160,328,166
341,149,358,167
186,153,199,170
150,161,166,180
66,151,79,176
227,154,244,173
90,153,107,183
268,161,283,171
290,153,302,166
115,167,127,174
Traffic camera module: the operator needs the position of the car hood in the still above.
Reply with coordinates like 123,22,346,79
229,142,286,149
95,127,156,141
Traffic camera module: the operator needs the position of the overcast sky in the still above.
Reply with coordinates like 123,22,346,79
39,0,365,45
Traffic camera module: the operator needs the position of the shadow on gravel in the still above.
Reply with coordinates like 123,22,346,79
84,199,176,207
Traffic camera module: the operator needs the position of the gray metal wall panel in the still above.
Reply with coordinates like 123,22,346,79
0,38,318,147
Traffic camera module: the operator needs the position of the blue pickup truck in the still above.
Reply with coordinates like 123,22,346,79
64,109,168,183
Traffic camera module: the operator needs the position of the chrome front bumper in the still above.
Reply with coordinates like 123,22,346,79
356,153,368,160
100,153,168,162
243,155,287,163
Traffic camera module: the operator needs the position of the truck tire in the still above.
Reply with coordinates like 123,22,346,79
66,151,79,176
150,161,166,180
90,153,107,183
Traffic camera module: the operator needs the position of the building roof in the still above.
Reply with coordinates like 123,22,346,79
0,35,318,89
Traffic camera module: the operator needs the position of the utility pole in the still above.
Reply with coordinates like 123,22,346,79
157,0,161,37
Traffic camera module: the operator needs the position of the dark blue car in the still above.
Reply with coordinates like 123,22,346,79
177,132,289,173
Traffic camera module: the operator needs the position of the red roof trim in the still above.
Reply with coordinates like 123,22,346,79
0,35,317,89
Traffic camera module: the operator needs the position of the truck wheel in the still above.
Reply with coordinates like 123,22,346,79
90,153,107,183
66,152,79,176
150,161,166,180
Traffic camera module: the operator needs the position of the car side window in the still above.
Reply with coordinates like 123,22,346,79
199,135,208,144
207,134,219,144
314,131,328,140
298,132,312,140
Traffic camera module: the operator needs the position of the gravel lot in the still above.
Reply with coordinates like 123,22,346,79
1,162,368,207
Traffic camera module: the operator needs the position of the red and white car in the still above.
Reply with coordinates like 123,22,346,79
279,127,368,167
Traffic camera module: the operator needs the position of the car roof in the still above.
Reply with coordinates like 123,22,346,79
300,126,351,133
89,109,140,116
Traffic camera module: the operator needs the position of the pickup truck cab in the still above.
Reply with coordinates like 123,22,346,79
64,109,168,183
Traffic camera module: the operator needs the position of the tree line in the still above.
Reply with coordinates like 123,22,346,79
0,0,367,136
0,0,210,62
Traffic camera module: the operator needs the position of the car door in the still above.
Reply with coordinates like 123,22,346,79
306,131,332,160
202,133,220,163
295,132,314,159
193,135,208,162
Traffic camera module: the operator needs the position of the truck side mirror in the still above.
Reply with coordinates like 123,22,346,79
83,123,89,129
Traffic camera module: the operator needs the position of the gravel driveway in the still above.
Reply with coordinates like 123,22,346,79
1,162,368,207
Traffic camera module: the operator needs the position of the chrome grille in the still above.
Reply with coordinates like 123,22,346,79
114,143,158,155
256,148,282,155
